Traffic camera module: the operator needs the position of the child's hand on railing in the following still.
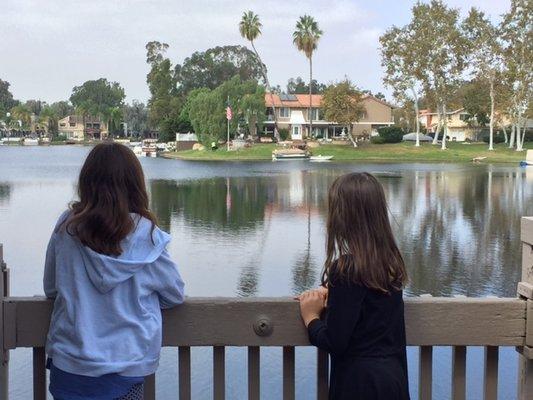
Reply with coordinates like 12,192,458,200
296,288,327,327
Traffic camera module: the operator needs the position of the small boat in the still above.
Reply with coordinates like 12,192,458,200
309,155,334,162
472,156,487,162
272,148,310,161
519,150,533,166
134,139,159,157
23,137,39,146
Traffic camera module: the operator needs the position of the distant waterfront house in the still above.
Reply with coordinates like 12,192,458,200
264,93,395,140
418,108,478,142
57,115,108,140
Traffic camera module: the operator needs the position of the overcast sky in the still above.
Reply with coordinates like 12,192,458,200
1,0,509,104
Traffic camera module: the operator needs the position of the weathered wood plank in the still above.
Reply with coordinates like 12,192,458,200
179,346,191,400
144,374,155,400
526,300,533,348
518,282,533,300
247,346,260,400
213,346,225,400
483,346,498,400
451,346,466,400
522,217,533,246
32,347,46,400
4,297,527,348
317,349,329,400
282,346,295,400
518,355,533,400
418,346,432,400
522,243,533,286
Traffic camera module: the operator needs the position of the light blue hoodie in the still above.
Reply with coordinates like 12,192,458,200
44,211,185,377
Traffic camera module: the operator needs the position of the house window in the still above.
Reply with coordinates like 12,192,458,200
59,123,66,127
279,107,290,118
86,123,92,128
309,108,320,121
459,113,470,122
93,123,100,129
69,123,76,127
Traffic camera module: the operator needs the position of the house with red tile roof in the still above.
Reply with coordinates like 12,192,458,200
264,93,395,140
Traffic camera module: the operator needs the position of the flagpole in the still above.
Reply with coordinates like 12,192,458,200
227,95,230,151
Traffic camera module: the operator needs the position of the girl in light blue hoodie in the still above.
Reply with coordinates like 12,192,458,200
44,143,185,400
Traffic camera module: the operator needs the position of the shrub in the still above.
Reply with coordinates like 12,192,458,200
482,132,505,144
377,126,403,143
278,128,290,141
370,136,386,144
52,134,67,142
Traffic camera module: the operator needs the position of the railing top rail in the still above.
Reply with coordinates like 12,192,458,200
2,296,527,350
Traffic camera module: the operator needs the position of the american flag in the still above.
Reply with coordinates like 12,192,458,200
226,105,232,121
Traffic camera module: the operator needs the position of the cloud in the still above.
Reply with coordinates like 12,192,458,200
0,0,512,103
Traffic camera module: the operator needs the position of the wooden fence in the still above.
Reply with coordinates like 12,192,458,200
1,216,532,400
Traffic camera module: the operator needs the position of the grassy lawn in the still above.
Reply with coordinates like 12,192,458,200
163,141,532,163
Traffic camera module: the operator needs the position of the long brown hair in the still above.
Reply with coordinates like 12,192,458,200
321,172,407,293
64,142,157,256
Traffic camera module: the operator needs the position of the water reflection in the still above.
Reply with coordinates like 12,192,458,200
149,166,533,297
0,183,11,205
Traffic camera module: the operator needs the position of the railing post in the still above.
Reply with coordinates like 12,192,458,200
0,244,10,400
517,217,533,400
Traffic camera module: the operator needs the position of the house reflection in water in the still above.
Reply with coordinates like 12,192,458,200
148,165,533,297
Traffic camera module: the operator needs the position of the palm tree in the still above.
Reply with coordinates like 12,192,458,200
10,105,31,132
293,15,323,139
239,11,279,140
39,106,58,137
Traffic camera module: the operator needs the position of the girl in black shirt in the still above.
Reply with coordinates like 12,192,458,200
298,172,410,400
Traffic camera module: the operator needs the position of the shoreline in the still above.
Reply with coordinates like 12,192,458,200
161,142,532,164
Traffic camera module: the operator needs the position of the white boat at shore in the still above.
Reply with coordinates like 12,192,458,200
272,148,310,161
23,138,39,146
133,139,159,157
309,155,334,162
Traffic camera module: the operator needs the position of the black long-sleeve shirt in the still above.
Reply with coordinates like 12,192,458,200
307,278,410,400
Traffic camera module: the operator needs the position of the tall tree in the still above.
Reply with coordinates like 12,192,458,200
0,79,18,117
188,76,265,146
500,0,532,152
239,11,279,139
10,104,31,130
293,15,323,139
322,80,365,147
462,7,503,150
123,100,149,136
380,25,423,146
175,45,263,93
286,77,326,94
38,106,58,135
70,78,125,126
409,1,468,150
145,41,179,141
49,101,74,119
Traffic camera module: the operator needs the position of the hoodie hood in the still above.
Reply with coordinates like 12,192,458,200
79,216,170,293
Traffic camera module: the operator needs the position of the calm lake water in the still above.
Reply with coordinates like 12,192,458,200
1,145,532,399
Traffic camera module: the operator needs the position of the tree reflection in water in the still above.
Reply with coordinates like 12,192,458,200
0,183,11,205
148,165,533,297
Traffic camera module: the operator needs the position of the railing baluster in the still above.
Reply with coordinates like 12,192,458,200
213,346,225,400
282,346,295,400
483,346,498,400
316,349,329,400
451,346,466,400
32,347,46,400
179,346,191,400
144,373,156,400
0,245,9,400
248,346,260,400
419,346,433,400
